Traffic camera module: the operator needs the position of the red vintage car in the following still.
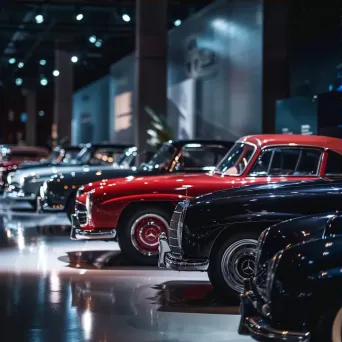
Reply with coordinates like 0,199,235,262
71,134,342,265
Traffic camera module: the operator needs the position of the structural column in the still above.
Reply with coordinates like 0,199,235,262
53,45,73,144
22,88,36,146
135,0,167,162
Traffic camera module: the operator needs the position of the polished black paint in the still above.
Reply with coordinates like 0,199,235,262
42,140,234,212
264,230,342,337
180,178,342,259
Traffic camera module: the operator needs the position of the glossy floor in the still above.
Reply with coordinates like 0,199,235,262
0,208,252,342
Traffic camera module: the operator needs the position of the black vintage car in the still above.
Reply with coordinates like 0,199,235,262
239,213,342,342
158,178,342,297
5,143,133,209
38,140,233,218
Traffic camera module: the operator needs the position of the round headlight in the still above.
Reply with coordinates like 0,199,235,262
43,181,48,192
7,174,12,185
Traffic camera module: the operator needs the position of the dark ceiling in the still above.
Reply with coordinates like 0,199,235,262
0,0,214,91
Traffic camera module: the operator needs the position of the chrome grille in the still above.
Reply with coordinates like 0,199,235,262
76,201,87,225
168,201,188,256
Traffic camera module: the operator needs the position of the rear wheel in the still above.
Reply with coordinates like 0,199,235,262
208,232,258,298
117,206,171,265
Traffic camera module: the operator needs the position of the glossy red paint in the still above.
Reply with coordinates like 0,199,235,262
77,134,342,231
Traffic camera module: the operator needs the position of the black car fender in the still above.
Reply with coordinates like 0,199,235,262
207,216,284,259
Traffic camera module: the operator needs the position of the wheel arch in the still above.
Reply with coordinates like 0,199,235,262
209,220,279,260
116,200,176,231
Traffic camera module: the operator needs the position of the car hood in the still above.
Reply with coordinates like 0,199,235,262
49,167,139,188
190,178,331,205
255,213,338,276
9,164,121,184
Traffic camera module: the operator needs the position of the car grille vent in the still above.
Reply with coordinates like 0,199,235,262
168,202,185,256
76,201,87,225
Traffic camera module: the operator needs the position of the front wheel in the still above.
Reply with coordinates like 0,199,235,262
208,232,258,298
117,206,171,265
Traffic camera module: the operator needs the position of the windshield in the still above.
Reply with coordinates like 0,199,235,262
113,148,137,169
62,148,83,163
75,146,91,164
215,142,255,176
46,150,60,162
139,143,176,171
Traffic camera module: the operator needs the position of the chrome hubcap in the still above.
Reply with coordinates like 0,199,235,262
221,239,258,293
130,214,169,256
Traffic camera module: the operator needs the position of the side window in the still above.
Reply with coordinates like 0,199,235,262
249,150,273,176
175,145,229,170
325,151,342,175
249,148,321,176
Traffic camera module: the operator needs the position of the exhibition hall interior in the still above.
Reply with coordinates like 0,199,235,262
0,0,341,341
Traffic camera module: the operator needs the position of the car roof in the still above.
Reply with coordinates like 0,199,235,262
169,140,234,148
239,134,342,153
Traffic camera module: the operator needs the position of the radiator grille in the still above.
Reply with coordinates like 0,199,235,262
76,201,87,225
168,201,188,256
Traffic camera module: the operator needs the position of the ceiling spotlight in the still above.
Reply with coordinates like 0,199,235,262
95,39,103,48
40,77,48,86
89,35,96,43
39,110,45,117
122,14,130,22
15,78,23,86
174,19,181,26
39,59,46,66
52,70,60,77
18,62,24,68
35,14,44,24
71,56,78,63
76,13,83,21
8,58,16,64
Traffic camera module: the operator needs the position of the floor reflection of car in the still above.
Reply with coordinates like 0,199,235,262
70,278,237,333
41,140,232,220
4,143,132,210
72,134,342,267
239,213,342,342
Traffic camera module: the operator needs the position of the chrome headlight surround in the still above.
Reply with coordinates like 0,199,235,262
265,250,283,301
86,190,94,222
7,174,12,185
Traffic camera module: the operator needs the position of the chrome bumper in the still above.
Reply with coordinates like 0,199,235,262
70,214,116,241
158,232,209,271
239,279,310,342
